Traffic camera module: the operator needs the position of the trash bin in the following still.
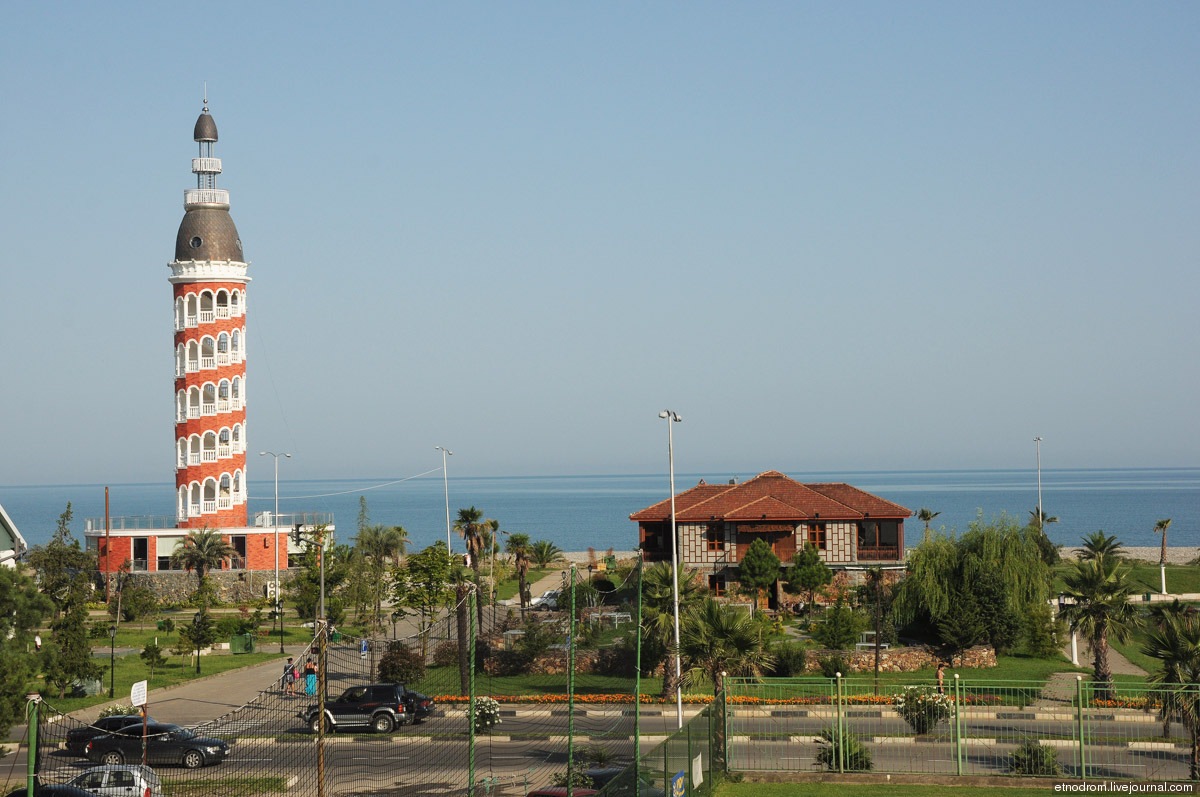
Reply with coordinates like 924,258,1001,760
230,633,255,654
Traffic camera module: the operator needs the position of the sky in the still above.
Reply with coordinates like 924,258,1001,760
2,2,1197,486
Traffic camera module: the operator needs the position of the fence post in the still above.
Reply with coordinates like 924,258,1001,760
954,673,963,776
1075,675,1086,780
468,589,477,797
835,673,845,774
567,565,577,797
25,695,39,797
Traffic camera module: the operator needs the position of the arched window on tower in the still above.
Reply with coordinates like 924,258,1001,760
215,289,230,319
186,294,199,328
218,428,231,458
231,424,242,454
199,291,215,324
176,390,186,423
219,474,232,510
189,483,202,517
187,387,201,420
230,329,241,362
177,485,188,522
186,341,200,373
230,290,241,317
202,383,217,416
217,333,230,366
188,435,202,466
202,432,217,463
175,344,185,378
202,478,218,515
217,380,231,412
233,470,243,504
231,377,242,410
200,336,216,369
177,438,187,468
175,298,185,332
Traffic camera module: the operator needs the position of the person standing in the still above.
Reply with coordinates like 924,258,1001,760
283,657,297,696
304,657,318,697
936,661,946,694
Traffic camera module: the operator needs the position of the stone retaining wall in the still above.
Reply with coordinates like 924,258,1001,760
803,644,996,673
123,571,288,604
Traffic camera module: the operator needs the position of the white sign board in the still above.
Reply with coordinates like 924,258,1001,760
130,680,148,707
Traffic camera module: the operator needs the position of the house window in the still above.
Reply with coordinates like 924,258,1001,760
705,527,725,551
708,574,726,596
807,523,826,550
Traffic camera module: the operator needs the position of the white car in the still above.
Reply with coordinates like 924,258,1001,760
529,589,560,610
67,765,163,797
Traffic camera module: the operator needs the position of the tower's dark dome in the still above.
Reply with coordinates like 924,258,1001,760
175,207,244,261
194,112,218,142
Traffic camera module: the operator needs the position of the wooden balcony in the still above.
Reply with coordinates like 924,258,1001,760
856,545,901,561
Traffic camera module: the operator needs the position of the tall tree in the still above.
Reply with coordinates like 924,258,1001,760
392,542,453,656
1059,550,1139,696
738,538,781,614
1154,518,1173,595
41,567,102,699
641,561,707,699
1141,612,1200,778
26,503,94,617
785,542,832,610
355,523,408,632
505,532,533,608
454,506,495,630
0,566,53,736
679,598,775,695
1079,531,1124,562
1029,507,1059,531
170,528,235,603
917,508,941,544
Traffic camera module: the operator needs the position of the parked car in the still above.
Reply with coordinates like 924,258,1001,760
84,722,229,769
304,684,436,734
529,590,560,610
4,784,94,797
65,765,163,797
65,716,151,755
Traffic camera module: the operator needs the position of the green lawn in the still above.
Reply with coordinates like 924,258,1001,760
1051,562,1200,595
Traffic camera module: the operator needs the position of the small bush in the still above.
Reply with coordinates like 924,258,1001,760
473,696,502,733
99,704,139,719
814,726,872,771
818,654,851,679
377,641,426,685
770,642,808,677
893,685,954,734
1008,737,1062,776
432,641,458,668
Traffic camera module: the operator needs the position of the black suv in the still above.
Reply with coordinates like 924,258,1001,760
304,684,435,734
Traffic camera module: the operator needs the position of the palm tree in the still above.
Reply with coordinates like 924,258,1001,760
355,524,408,632
529,540,565,569
678,598,775,695
170,529,235,602
1059,552,1140,697
1078,531,1124,562
454,507,495,629
917,508,941,544
1141,612,1200,777
1029,508,1059,531
1155,518,1173,595
641,561,707,700
505,532,532,608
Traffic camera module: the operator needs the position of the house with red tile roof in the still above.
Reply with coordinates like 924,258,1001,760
630,470,912,603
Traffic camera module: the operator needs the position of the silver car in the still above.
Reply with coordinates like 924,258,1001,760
66,765,163,797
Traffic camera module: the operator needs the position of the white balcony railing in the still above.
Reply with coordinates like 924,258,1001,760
189,503,201,516
200,310,215,323
216,306,231,319
217,353,230,366
202,402,216,415
201,357,215,369
202,500,217,513
202,450,217,463
186,315,198,327
192,157,222,174
188,452,200,465
218,497,232,510
186,360,199,373
217,399,230,412
187,406,200,419
184,188,230,206
218,445,231,458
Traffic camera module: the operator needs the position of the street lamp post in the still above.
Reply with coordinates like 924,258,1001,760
435,446,453,552
260,451,291,653
108,624,117,698
659,409,684,730
1033,436,1043,528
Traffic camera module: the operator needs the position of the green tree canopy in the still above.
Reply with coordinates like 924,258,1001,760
170,528,235,600
785,542,832,608
679,598,775,694
0,566,53,735
1060,547,1139,695
26,503,94,617
738,538,781,613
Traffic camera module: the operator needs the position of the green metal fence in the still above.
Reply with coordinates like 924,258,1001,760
725,676,1199,782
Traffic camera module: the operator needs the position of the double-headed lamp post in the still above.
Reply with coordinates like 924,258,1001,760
260,451,291,653
659,409,684,729
435,446,453,552
1033,436,1043,528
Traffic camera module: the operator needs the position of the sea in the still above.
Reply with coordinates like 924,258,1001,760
1,468,1197,555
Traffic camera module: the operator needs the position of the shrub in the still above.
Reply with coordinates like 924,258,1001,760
810,600,867,650
99,704,139,719
770,642,808,677
377,641,426,685
814,726,872,771
818,654,850,679
1008,737,1062,776
473,696,502,733
893,685,954,734
432,641,459,668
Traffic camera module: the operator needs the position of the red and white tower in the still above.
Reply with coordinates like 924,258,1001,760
169,98,250,528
